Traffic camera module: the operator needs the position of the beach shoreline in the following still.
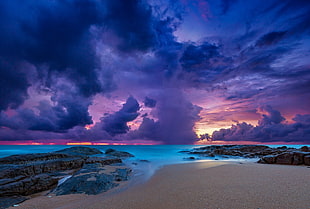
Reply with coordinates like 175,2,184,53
9,160,310,209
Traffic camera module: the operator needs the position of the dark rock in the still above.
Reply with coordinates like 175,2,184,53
292,152,308,165
276,152,294,164
85,157,122,165
139,159,150,163
184,157,196,160
178,150,190,153
0,157,85,179
53,172,117,195
0,153,72,165
185,145,310,166
0,196,28,209
113,168,132,181
277,146,287,149
236,145,269,153
55,146,103,156
0,174,58,196
208,153,215,157
0,147,132,205
189,145,270,158
304,155,310,166
300,146,309,152
53,165,132,195
105,149,134,158
259,155,277,164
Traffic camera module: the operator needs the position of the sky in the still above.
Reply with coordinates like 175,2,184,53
0,0,309,145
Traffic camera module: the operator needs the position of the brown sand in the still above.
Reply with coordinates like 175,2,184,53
11,161,310,209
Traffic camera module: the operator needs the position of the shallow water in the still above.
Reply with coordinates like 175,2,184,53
0,144,306,180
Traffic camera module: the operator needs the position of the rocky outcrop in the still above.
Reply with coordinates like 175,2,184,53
105,149,134,158
55,146,103,156
0,157,85,179
185,145,273,158
53,163,132,195
0,174,58,196
185,145,310,166
85,157,122,165
304,155,310,165
0,153,73,165
0,147,133,209
259,151,310,165
0,196,28,209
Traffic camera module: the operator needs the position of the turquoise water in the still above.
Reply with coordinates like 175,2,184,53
0,144,305,159
0,144,306,180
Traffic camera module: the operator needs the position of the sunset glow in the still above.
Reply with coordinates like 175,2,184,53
0,0,309,145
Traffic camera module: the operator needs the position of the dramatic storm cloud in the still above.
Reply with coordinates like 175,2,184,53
212,106,310,143
0,0,309,144
102,96,140,136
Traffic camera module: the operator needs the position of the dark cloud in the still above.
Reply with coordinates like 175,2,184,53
212,106,310,143
0,59,30,110
104,0,180,52
178,41,232,86
257,105,285,126
180,42,220,71
131,89,202,144
0,0,106,99
255,31,287,47
220,0,238,15
0,85,93,132
0,0,309,144
144,97,157,108
102,96,140,136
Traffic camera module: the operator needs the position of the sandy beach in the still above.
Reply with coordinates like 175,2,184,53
11,161,310,209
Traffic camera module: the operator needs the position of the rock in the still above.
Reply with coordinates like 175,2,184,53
183,157,196,160
85,157,122,165
189,145,270,158
208,153,215,157
0,196,28,209
292,152,308,165
185,145,310,166
178,150,190,153
55,146,103,156
0,147,133,208
53,164,132,195
0,153,73,165
53,172,117,195
304,155,310,166
300,146,309,152
113,168,132,181
105,149,134,158
0,157,85,179
276,152,294,164
236,145,269,153
259,155,277,164
0,174,58,197
139,159,150,163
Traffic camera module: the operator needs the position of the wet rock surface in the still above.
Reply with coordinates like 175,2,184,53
105,148,135,158
53,163,132,195
184,145,310,165
55,146,103,156
0,147,133,209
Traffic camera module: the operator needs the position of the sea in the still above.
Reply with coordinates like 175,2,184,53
0,144,306,180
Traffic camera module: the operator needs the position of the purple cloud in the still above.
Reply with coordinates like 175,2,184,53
0,0,309,144
212,106,310,143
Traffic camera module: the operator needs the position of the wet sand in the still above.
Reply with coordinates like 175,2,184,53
11,161,310,209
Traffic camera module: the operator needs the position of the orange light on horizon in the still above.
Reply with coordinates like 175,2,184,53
93,142,110,145
66,142,93,145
